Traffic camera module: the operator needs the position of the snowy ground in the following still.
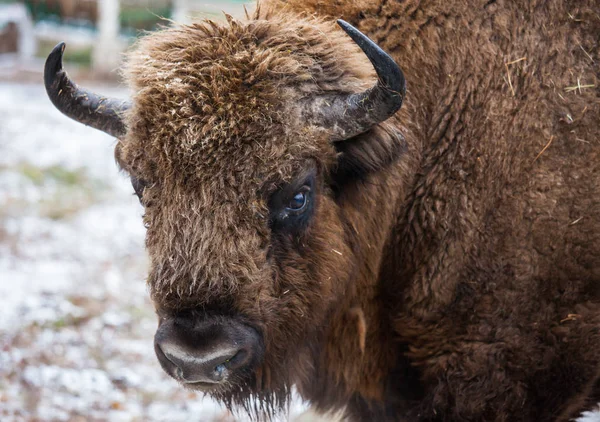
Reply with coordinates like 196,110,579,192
0,82,310,421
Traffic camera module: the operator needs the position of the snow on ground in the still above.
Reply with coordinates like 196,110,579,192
0,82,309,421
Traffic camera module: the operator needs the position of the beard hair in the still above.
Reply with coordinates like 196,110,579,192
211,366,292,421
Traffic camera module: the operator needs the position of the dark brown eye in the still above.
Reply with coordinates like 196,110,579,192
286,190,308,212
268,171,316,232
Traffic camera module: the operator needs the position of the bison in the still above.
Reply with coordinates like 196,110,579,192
43,0,600,420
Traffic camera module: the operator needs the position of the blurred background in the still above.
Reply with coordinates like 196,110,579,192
0,1,321,421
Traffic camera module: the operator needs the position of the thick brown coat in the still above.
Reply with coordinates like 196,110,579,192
115,0,600,420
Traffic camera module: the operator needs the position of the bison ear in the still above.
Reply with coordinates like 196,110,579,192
332,122,406,183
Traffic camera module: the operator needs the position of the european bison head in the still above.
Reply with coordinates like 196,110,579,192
44,13,405,414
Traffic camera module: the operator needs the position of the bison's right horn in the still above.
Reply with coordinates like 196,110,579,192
44,42,130,138
309,20,406,142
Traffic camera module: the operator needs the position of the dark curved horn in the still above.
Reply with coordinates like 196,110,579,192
309,20,406,141
44,42,130,137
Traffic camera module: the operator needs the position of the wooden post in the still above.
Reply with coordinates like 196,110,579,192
93,0,121,75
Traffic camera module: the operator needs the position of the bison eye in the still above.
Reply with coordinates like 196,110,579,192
286,188,309,212
268,170,316,232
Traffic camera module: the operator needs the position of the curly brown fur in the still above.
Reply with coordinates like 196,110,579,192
114,0,600,421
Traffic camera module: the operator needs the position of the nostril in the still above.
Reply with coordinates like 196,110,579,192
154,341,187,382
156,343,173,365
213,348,247,377
154,316,263,389
179,348,239,384
224,349,249,370
214,363,227,380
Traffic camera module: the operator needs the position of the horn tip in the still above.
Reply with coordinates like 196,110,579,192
46,42,66,71
49,42,66,61
335,18,406,96
336,19,353,34
44,42,66,89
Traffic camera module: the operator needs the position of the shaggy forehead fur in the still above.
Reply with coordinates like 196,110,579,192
118,15,371,307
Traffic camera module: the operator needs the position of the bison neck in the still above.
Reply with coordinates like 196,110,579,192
295,149,424,414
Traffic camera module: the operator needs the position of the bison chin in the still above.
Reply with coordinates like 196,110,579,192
198,360,294,419
210,374,292,419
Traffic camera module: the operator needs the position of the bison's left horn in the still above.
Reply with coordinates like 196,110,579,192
44,42,130,137
310,20,406,141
